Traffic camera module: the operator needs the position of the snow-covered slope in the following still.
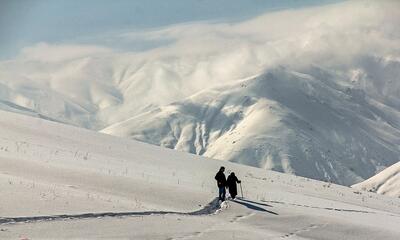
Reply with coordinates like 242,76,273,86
353,161,400,198
103,66,400,186
1,110,400,239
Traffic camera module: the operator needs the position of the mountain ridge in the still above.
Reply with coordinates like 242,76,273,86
102,66,400,185
353,161,400,197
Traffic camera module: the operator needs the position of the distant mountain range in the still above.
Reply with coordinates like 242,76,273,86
0,0,399,186
102,63,400,186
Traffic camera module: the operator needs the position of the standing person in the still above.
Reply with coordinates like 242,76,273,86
227,172,241,199
215,166,227,201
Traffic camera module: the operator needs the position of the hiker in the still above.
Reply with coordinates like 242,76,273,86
227,172,241,199
215,166,227,201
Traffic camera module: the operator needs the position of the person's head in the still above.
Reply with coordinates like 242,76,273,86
220,166,225,172
230,172,235,176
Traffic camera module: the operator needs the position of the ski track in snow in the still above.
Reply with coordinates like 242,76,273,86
0,198,221,226
229,212,256,223
168,201,247,240
276,223,327,239
261,200,400,217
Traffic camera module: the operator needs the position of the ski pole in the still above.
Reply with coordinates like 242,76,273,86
239,182,244,199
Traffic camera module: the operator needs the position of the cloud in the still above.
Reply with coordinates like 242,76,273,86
113,0,400,78
14,0,400,73
0,0,399,128
19,42,113,62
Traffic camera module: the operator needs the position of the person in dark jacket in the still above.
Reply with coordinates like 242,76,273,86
215,166,227,201
227,172,241,199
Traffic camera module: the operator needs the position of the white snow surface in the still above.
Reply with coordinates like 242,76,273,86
353,161,400,198
1,110,400,239
0,0,400,186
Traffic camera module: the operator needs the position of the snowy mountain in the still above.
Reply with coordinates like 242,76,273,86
102,65,400,186
1,109,400,239
353,161,400,198
0,0,399,186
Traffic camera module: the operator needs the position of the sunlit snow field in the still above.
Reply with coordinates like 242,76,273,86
1,110,399,239
1,0,400,239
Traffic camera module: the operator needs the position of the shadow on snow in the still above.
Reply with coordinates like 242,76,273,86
233,199,278,215
0,198,221,225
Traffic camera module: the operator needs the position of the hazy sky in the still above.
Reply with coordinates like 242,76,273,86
0,0,342,59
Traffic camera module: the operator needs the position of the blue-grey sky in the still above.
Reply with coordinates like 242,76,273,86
0,0,342,59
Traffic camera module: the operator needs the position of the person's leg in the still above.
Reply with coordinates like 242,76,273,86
218,187,224,201
222,187,226,201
